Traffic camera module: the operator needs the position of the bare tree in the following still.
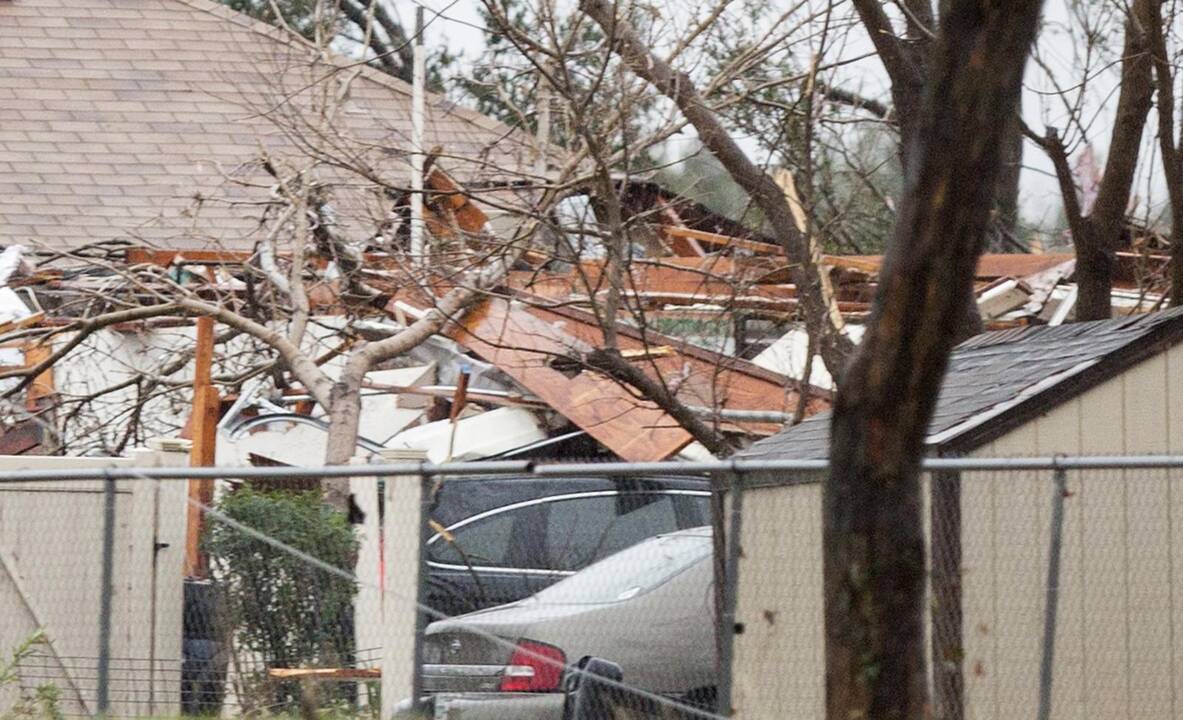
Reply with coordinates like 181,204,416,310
1145,0,1183,306
2,1,821,480
849,0,1025,251
824,2,1043,720
1024,0,1156,320
574,0,855,380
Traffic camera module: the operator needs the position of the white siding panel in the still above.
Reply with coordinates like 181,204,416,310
1169,344,1183,716
962,438,1000,720
0,452,184,717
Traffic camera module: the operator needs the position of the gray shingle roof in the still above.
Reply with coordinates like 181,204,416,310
739,306,1183,460
0,0,538,251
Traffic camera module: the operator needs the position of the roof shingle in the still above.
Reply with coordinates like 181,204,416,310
0,0,538,250
738,306,1183,460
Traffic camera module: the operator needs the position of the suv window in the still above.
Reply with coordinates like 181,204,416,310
545,494,681,571
428,491,691,572
427,510,517,567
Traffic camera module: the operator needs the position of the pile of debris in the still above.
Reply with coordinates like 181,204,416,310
0,171,1171,462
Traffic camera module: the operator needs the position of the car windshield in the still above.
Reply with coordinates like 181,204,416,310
532,528,712,605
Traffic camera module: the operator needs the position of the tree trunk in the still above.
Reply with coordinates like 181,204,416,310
990,104,1024,251
1145,0,1183,306
1172,225,1183,307
317,252,517,509
1074,223,1117,320
848,2,998,334
1076,0,1155,320
824,4,1043,720
323,361,369,512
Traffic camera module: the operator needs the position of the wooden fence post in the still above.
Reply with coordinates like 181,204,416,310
184,316,219,578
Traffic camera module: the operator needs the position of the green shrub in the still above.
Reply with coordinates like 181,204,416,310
204,487,359,711
1,630,63,720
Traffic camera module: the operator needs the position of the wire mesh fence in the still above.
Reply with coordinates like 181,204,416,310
2,457,1182,719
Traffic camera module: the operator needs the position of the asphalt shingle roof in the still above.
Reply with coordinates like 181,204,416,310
739,306,1183,460
0,0,537,250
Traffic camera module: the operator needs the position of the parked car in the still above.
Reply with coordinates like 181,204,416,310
418,527,716,720
424,476,711,617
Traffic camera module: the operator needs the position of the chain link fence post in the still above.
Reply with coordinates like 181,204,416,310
1037,466,1068,720
717,466,745,717
931,464,964,720
96,472,116,717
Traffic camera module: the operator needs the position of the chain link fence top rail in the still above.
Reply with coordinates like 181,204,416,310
4,456,1183,720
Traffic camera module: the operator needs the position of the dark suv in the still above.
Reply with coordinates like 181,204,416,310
423,475,711,617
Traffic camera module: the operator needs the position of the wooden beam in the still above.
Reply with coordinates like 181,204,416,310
619,345,675,360
594,290,870,313
22,342,55,411
426,168,489,233
267,668,381,681
661,226,781,255
184,315,219,578
0,312,45,335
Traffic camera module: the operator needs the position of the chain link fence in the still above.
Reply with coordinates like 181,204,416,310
1,456,1180,720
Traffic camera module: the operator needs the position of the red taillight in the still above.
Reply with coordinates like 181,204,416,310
499,640,566,692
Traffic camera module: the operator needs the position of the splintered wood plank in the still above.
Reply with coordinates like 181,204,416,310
426,168,488,233
268,668,381,680
662,226,780,255
449,299,692,461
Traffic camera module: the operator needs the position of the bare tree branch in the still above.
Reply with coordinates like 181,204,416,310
578,0,855,379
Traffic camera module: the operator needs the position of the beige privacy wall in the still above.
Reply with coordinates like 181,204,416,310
0,450,188,718
731,475,825,720
732,343,1183,720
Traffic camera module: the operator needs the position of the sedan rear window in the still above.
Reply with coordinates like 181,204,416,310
545,494,681,571
533,530,712,605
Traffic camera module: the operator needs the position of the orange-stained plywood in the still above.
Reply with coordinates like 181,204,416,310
447,297,830,457
22,343,55,411
449,299,694,461
522,302,828,430
426,168,489,234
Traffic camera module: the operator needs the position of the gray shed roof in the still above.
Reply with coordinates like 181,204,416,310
739,306,1183,460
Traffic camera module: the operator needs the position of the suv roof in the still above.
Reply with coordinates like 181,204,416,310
427,475,709,527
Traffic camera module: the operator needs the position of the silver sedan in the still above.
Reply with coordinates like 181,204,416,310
419,527,716,719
